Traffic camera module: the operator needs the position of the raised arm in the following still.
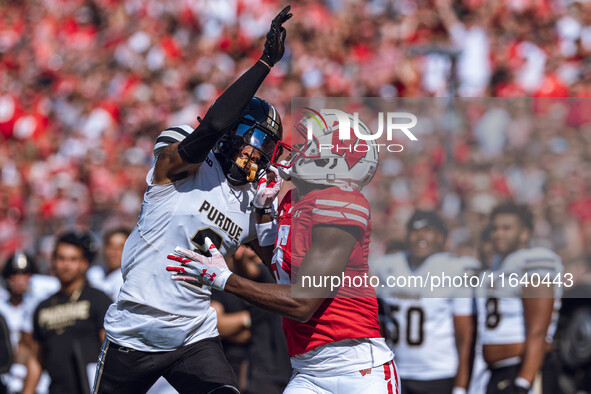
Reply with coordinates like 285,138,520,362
153,6,292,184
435,0,461,33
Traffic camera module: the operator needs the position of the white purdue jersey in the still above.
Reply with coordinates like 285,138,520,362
476,247,562,345
376,252,479,381
104,149,258,351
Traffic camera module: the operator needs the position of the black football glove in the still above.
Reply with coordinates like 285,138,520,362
509,384,529,394
260,5,292,67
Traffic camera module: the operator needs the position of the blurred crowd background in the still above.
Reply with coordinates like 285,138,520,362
0,0,590,280
361,97,591,284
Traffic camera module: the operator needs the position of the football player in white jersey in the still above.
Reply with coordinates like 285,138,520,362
376,211,479,394
165,110,398,393
0,253,53,394
476,203,563,394
93,7,292,394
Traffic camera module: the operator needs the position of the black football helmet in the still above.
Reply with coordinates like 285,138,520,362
214,97,282,186
2,252,38,278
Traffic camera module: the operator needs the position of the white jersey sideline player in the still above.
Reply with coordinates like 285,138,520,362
376,210,479,394
476,203,562,394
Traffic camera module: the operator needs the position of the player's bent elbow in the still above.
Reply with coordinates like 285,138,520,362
289,304,317,323
290,312,312,323
526,326,549,341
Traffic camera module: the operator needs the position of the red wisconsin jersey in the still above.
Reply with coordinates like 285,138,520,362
270,190,294,285
271,187,381,357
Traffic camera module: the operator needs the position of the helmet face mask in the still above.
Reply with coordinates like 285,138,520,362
272,110,379,191
235,120,279,159
215,97,282,186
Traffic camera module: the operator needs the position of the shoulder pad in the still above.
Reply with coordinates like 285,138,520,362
153,125,194,159
305,188,370,230
523,247,562,273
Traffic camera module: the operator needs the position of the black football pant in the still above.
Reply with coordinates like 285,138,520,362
93,336,240,394
486,353,559,394
487,363,521,394
400,377,455,394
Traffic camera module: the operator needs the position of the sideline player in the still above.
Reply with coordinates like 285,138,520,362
476,203,562,394
0,313,10,394
0,253,54,394
94,6,292,394
166,111,399,393
375,211,479,394
23,231,112,394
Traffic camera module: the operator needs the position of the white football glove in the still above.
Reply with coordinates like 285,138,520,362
252,166,283,213
166,238,232,291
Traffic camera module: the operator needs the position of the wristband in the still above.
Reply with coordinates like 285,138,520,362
254,206,273,215
514,377,531,390
452,388,466,394
255,221,278,247
214,270,233,291
243,313,252,329
258,58,271,69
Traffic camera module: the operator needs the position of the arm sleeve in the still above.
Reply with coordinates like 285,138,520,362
178,61,270,164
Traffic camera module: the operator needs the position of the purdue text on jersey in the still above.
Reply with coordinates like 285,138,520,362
198,201,243,243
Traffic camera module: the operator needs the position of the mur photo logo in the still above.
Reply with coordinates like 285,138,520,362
300,107,419,154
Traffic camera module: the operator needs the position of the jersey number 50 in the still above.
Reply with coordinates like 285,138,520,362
388,305,425,346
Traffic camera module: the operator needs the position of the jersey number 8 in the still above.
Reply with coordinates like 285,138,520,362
485,297,501,329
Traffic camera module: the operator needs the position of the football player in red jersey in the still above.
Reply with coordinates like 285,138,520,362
166,110,399,393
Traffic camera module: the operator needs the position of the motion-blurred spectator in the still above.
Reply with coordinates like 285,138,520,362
87,226,130,301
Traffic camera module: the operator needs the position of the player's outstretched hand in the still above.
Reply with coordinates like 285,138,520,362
253,166,283,213
260,5,292,67
166,238,232,291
